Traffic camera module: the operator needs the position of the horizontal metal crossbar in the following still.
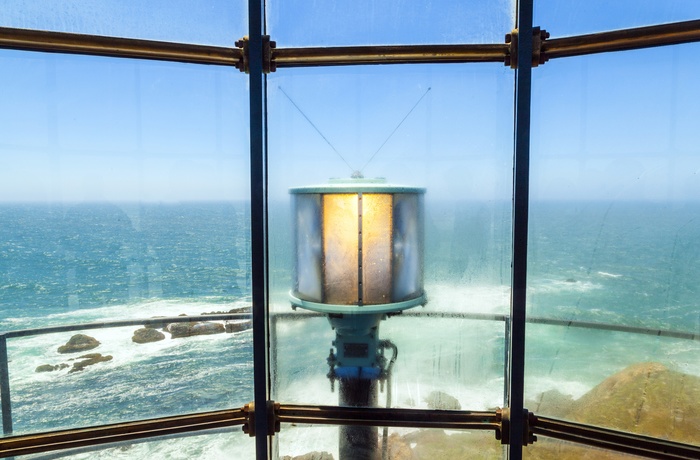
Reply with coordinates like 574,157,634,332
272,44,508,67
0,409,246,458
532,415,700,460
277,404,501,431
0,27,243,66
3,20,700,70
544,19,700,60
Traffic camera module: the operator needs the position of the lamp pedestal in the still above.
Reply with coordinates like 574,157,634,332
339,377,378,460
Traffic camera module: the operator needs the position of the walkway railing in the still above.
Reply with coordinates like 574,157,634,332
0,310,698,458
0,313,251,436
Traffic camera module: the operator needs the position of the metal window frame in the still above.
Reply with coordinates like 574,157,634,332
1,0,700,458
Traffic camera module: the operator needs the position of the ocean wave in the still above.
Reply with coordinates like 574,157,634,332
528,278,602,295
597,271,623,278
40,297,251,323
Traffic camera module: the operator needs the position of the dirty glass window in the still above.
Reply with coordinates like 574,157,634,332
0,0,246,46
267,62,513,458
0,49,252,437
526,42,700,447
267,0,515,47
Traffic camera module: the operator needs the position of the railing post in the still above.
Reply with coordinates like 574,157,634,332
0,334,13,435
503,316,511,406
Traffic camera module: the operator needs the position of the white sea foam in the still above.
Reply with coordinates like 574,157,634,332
597,271,623,278
421,282,510,314
528,278,601,295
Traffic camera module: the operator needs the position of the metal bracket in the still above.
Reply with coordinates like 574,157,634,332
234,36,276,74
495,408,537,445
505,27,550,69
242,401,281,437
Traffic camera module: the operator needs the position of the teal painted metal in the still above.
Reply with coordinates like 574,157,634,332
289,292,426,315
290,178,425,195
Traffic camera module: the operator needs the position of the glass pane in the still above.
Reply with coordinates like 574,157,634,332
525,437,647,459
267,0,516,47
535,0,700,36
15,428,255,459
0,0,246,46
0,49,252,434
527,43,700,446
268,63,513,453
278,424,504,460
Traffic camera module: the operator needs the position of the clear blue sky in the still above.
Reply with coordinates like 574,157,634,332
0,1,699,202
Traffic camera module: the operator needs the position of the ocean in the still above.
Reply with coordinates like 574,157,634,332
1,200,698,459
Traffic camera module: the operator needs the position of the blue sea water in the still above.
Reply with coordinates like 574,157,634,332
1,200,699,458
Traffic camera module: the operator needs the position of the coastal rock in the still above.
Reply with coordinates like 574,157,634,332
281,452,334,460
57,334,100,354
69,353,113,373
132,327,166,344
527,389,575,418
35,363,69,373
566,362,700,444
144,317,168,329
403,430,498,459
424,390,461,410
202,307,251,315
165,321,225,338
380,432,413,460
225,320,252,333
394,363,700,459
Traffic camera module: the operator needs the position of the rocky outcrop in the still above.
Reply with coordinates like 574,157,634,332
132,327,166,344
69,353,113,373
281,453,334,460
165,321,225,338
424,390,461,410
566,362,700,444
57,334,100,354
225,320,252,333
202,307,251,315
35,363,69,373
527,389,575,418
384,363,700,459
35,353,112,374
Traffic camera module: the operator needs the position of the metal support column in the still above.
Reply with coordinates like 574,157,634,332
338,379,378,460
509,0,534,458
248,0,271,458
0,335,12,435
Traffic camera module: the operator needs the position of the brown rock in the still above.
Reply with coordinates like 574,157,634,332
424,391,461,410
69,353,113,373
403,430,498,459
165,321,225,338
35,363,69,373
527,389,575,418
57,334,100,354
132,327,166,344
566,362,700,444
281,453,334,460
225,320,252,333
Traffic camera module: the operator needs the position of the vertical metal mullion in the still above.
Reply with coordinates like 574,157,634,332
509,0,534,458
248,0,270,458
0,335,12,435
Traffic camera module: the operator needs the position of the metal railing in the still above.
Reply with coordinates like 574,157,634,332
0,313,251,436
0,310,699,458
